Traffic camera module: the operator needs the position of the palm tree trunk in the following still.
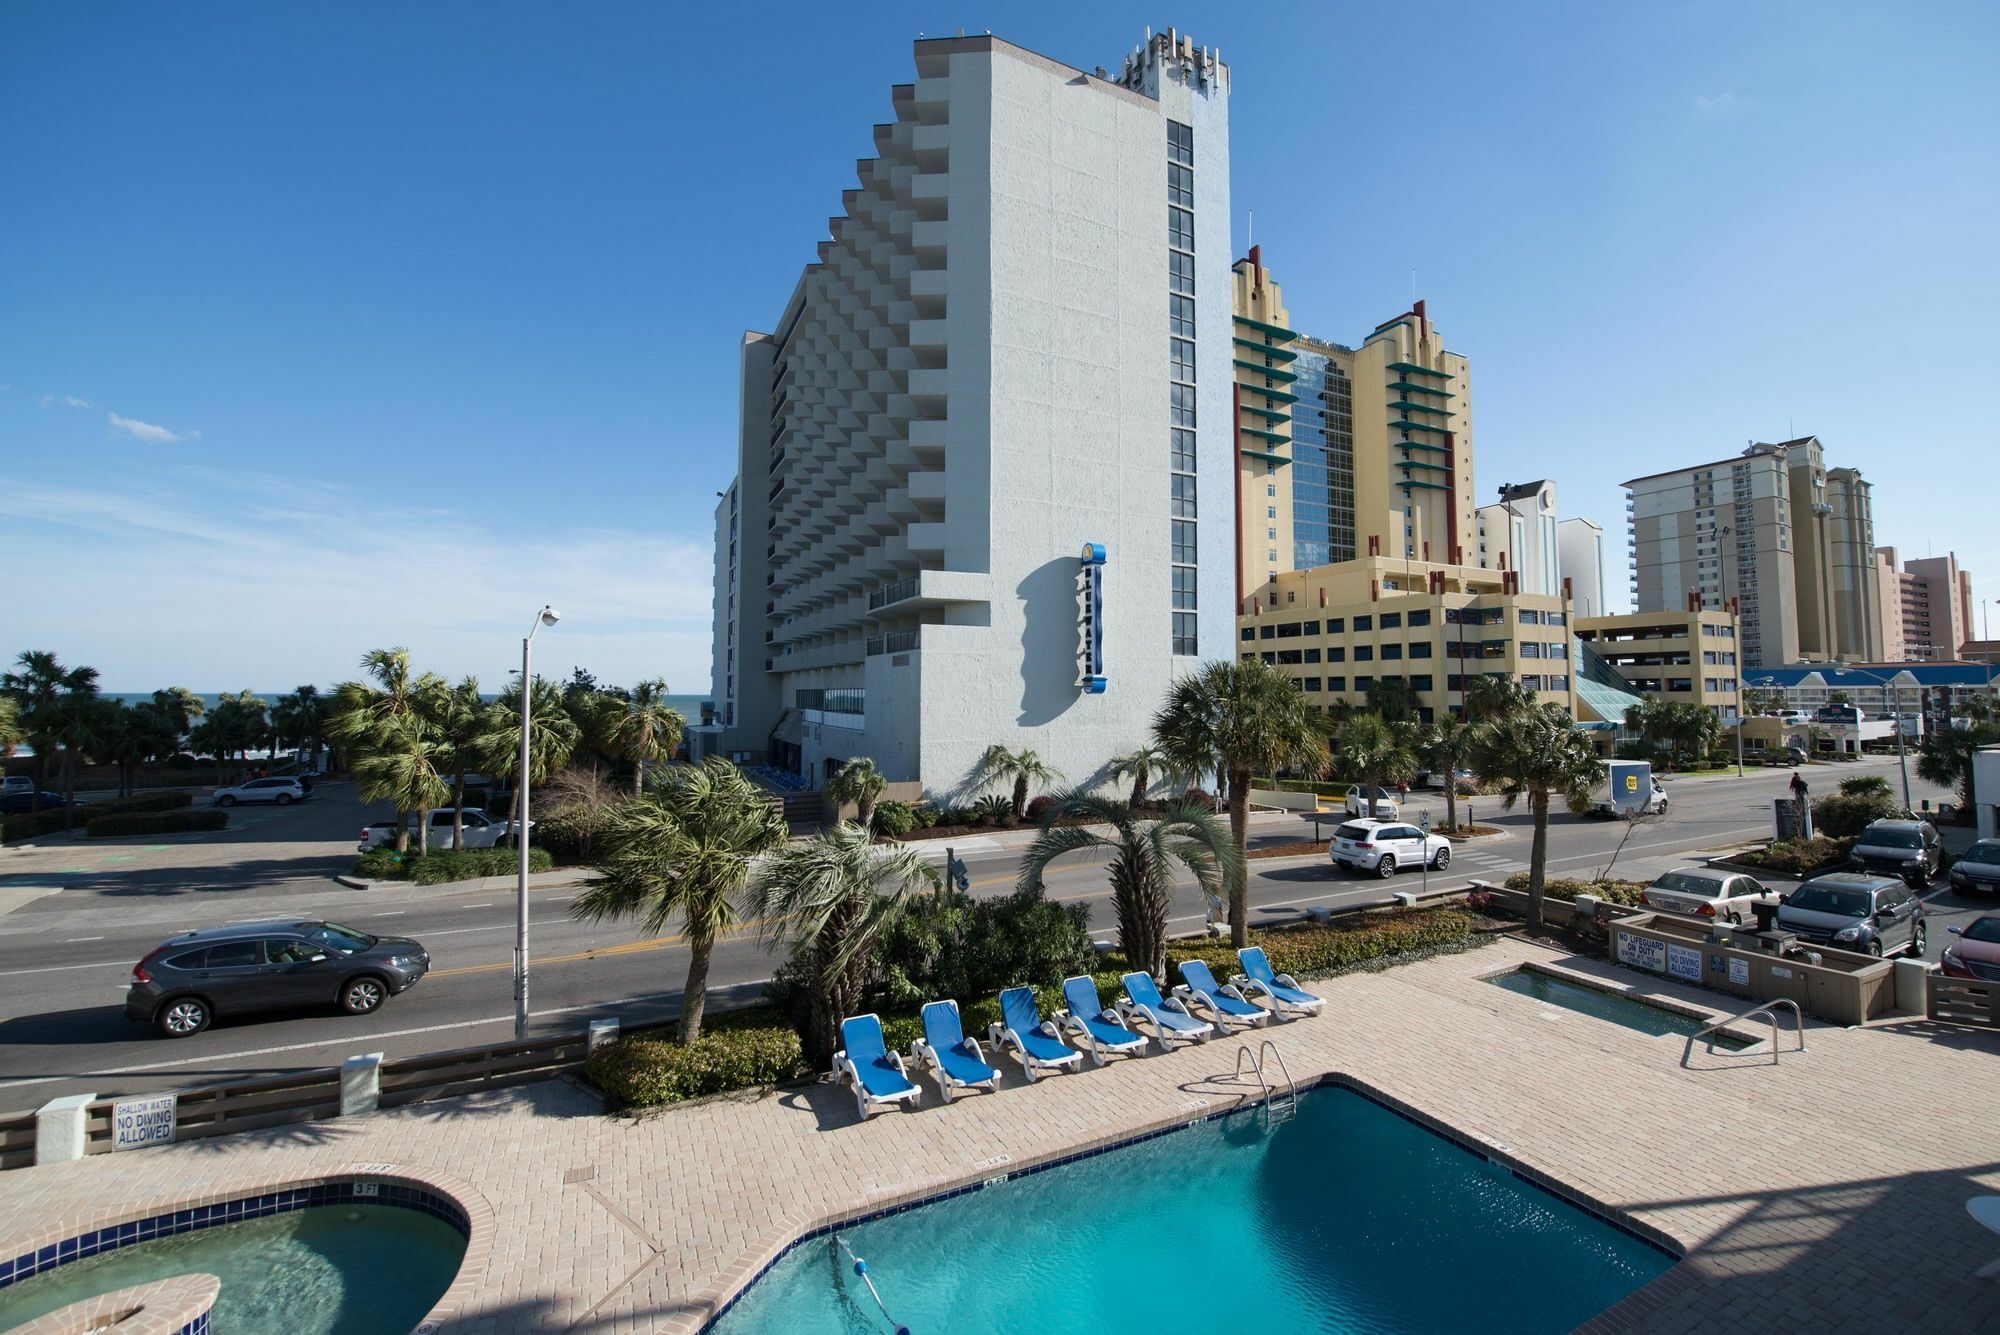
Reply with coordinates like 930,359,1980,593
452,769,466,851
857,793,875,830
395,809,410,855
1130,766,1147,808
1226,767,1251,947
416,807,430,856
1526,790,1550,933
679,940,713,1044
60,746,76,832
1444,774,1460,833
1012,775,1028,821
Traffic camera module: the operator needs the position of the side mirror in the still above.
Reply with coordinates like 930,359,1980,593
309,954,329,963
1948,925,1963,936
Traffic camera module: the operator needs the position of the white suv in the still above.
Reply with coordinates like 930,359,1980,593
212,777,308,806
1330,818,1451,878
358,808,524,851
1343,785,1400,819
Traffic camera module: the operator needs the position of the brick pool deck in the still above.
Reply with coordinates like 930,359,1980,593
3,936,1998,1333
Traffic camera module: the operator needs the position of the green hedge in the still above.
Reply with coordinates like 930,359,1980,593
94,792,195,817
587,1022,807,1107
86,810,229,838
1502,873,1648,906
351,847,554,884
1732,836,1855,876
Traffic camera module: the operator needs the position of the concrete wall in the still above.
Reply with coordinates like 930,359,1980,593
1608,913,1896,1026
1975,745,2000,840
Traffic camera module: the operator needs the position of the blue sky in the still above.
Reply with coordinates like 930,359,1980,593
5,2,1996,691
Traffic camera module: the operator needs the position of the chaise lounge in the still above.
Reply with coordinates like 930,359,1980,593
1176,958,1271,1031
1117,971,1214,1049
1233,946,1324,1018
910,999,1002,1103
1055,975,1149,1065
834,1013,923,1119
988,986,1084,1082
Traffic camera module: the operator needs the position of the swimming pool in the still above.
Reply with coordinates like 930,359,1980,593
709,1084,1672,1333
1488,968,1750,1048
0,1204,465,1334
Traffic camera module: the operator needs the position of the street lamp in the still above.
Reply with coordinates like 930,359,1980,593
1886,668,1918,814
515,605,560,1040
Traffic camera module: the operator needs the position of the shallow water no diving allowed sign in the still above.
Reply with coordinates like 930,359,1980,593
111,1093,177,1150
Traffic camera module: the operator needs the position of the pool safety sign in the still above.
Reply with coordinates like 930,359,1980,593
1667,943,1702,983
112,1093,176,1150
1077,542,1107,694
1616,931,1665,974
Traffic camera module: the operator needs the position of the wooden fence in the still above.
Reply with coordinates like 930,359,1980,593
0,1111,37,1172
1929,976,2000,1029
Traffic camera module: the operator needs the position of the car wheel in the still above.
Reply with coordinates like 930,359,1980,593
275,794,293,806
1376,855,1397,879
216,795,237,807
340,976,388,1015
1908,923,1927,958
1908,868,1928,890
157,997,210,1038
1866,940,1884,958
1727,910,1742,925
1431,847,1451,870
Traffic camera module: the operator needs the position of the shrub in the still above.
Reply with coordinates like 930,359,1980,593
86,810,229,838
533,769,622,861
88,792,195,818
971,795,1015,828
1181,787,1214,807
1165,907,1477,981
909,804,939,829
1837,775,1891,799
1502,873,1647,906
876,888,1093,1009
1024,794,1057,821
1734,836,1855,875
586,1024,807,1107
349,847,554,883
3,809,72,841
1812,787,1899,838
871,799,918,839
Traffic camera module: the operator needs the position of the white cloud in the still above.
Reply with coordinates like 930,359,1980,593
1694,93,1737,114
0,472,716,691
107,412,198,444
39,393,94,409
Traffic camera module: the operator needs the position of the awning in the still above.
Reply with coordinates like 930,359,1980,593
771,708,803,746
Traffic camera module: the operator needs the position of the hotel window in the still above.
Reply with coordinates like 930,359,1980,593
1326,676,1346,692
1171,428,1196,472
1325,647,1346,663
1409,642,1432,659
1171,521,1196,564
1354,645,1374,662
1173,566,1197,611
1169,250,1195,294
1168,206,1194,252
1410,674,1434,693
1172,474,1198,518
1171,383,1197,428
1170,337,1196,382
1168,162,1193,206
1380,612,1402,629
1170,295,1195,338
1353,676,1373,692
1304,648,1321,664
1168,119,1193,165
1302,678,1322,692
1353,615,1372,632
1381,644,1403,660
1267,506,1277,519
1325,618,1344,633
1408,609,1432,627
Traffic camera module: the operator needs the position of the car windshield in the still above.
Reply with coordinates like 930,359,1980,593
1961,845,2000,865
1962,918,2000,945
1863,829,1920,849
1650,872,1720,895
305,922,378,954
1787,886,1871,917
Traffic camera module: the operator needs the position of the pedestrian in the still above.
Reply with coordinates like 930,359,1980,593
1397,780,1409,803
1789,771,1807,803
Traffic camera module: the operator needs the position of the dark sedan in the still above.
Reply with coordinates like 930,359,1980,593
126,920,430,1037
0,789,68,815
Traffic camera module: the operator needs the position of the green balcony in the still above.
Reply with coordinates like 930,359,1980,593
1240,448,1291,466
1395,440,1452,454
1234,359,1299,383
1241,384,1300,404
1388,361,1454,380
1233,313,1298,340
1388,381,1454,399
1241,425,1290,444
1232,337,1297,361
1241,404,1291,424
1389,420,1452,436
1396,479,1451,492
1388,400,1450,417
1397,459,1452,474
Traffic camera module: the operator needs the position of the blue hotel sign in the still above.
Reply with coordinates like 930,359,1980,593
1078,542,1107,694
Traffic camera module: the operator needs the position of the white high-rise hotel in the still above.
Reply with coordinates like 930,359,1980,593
700,31,1235,793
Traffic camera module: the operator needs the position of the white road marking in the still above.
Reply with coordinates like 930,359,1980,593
461,903,493,909
0,959,129,978
370,911,406,917
65,936,105,942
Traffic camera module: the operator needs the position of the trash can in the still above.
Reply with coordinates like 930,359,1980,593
1751,901,1778,933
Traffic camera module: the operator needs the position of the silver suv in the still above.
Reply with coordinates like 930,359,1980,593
1777,872,1927,959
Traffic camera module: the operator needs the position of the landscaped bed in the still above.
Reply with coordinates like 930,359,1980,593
350,847,555,884
586,906,1488,1109
1716,836,1856,877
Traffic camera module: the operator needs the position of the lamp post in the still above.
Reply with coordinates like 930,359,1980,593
1886,668,1918,814
515,605,560,1040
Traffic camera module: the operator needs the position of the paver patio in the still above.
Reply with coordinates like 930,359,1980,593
3,935,1997,1333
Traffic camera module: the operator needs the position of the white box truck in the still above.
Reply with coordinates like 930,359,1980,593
1589,760,1667,817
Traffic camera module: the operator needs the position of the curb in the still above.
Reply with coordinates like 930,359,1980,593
333,868,603,893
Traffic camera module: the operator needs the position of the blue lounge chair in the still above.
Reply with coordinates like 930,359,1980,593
1116,971,1213,1048
987,986,1084,1082
1055,975,1148,1066
1176,959,1270,1031
834,1013,922,1119
910,999,1000,1103
1233,946,1324,1018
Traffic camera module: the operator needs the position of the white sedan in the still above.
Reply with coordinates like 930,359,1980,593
212,777,309,806
1640,867,1779,924
1330,818,1451,878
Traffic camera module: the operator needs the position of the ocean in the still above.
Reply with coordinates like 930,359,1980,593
99,692,712,715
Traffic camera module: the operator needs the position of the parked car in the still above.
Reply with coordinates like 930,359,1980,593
1330,818,1450,878
1,776,33,795
1848,818,1942,888
358,808,526,851
212,777,309,807
1949,839,2000,896
1940,915,2000,981
1641,867,1779,923
1343,785,1400,819
126,919,430,1037
1776,872,1926,959
0,789,68,815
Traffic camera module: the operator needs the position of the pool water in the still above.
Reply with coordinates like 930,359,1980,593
0,1205,465,1334
711,1085,1671,1334
1489,969,1751,1048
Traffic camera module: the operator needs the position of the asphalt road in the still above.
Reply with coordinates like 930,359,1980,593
0,758,1976,1111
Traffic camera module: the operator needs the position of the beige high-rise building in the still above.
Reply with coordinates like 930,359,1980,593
1231,249,1473,612
1626,436,1878,669
1886,549,1977,660
1872,548,1907,663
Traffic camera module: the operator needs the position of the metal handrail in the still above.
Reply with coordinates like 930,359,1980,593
1257,1040,1298,1114
1233,1044,1271,1104
1682,998,1806,1068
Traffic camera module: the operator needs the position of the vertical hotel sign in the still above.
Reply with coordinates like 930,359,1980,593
1079,543,1107,693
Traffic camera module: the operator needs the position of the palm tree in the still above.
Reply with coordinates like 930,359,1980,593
0,696,22,759
1469,701,1605,932
477,674,581,837
424,676,485,851
210,691,270,772
1152,660,1328,946
1414,718,1474,833
1464,674,1537,723
150,687,205,741
103,702,180,797
826,756,888,830
43,689,110,827
1333,713,1417,808
1918,716,2000,810
352,714,451,854
744,823,937,1068
1017,791,1236,980
3,651,100,812
600,678,687,794
271,685,326,759
571,760,788,1043
330,650,446,846
970,745,1062,821
1108,744,1176,807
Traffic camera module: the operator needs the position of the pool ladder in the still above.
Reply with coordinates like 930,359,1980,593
1233,1040,1298,1125
1682,998,1806,1068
